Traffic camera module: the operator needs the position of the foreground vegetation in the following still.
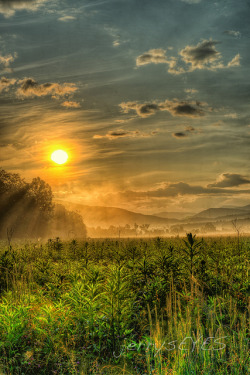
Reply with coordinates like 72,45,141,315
0,235,249,374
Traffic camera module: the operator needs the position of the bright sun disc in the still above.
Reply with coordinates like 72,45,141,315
51,150,68,165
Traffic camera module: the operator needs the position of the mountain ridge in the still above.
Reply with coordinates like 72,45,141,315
55,200,179,228
56,200,250,228
192,205,250,220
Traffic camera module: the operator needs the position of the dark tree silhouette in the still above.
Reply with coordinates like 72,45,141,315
28,177,54,215
0,169,87,239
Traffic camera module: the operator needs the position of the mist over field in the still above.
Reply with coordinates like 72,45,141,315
2,168,250,241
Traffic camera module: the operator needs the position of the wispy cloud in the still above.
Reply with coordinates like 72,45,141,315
120,99,208,118
58,15,76,22
0,104,98,176
93,129,157,140
61,100,81,108
181,0,201,3
224,30,241,38
113,40,120,47
185,126,196,132
0,0,48,18
104,26,122,47
224,113,238,119
185,88,198,94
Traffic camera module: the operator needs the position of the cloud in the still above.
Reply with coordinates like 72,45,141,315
0,77,16,93
180,40,221,68
136,48,169,66
104,26,122,48
224,113,238,119
208,173,250,188
166,100,205,117
136,39,240,74
227,53,240,67
178,39,240,72
0,0,48,17
172,126,196,139
58,15,76,22
224,30,241,38
0,52,17,71
111,181,250,203
113,40,120,47
185,88,198,94
120,99,207,118
172,132,187,138
114,117,136,124
119,101,159,117
16,78,78,98
185,126,195,132
181,0,201,3
93,129,157,140
136,48,178,72
61,101,81,108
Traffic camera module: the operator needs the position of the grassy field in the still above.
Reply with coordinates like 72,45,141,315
0,235,249,374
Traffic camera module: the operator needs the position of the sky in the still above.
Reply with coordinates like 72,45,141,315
0,0,250,214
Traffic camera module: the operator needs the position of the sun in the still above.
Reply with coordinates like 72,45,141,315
51,149,68,165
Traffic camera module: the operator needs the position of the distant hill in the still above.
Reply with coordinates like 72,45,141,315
56,201,179,228
154,211,193,220
241,204,250,211
55,201,250,232
191,205,250,220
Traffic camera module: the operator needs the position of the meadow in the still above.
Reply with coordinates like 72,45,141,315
0,235,249,374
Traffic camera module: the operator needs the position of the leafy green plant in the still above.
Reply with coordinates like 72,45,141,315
182,233,203,276
0,236,248,374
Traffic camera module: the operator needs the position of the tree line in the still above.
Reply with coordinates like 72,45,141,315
0,169,87,239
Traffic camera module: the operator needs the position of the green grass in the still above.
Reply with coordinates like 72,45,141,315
0,236,249,374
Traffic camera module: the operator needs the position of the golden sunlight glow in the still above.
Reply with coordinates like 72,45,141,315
51,149,68,165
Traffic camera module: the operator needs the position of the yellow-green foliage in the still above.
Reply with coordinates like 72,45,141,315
0,236,249,374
